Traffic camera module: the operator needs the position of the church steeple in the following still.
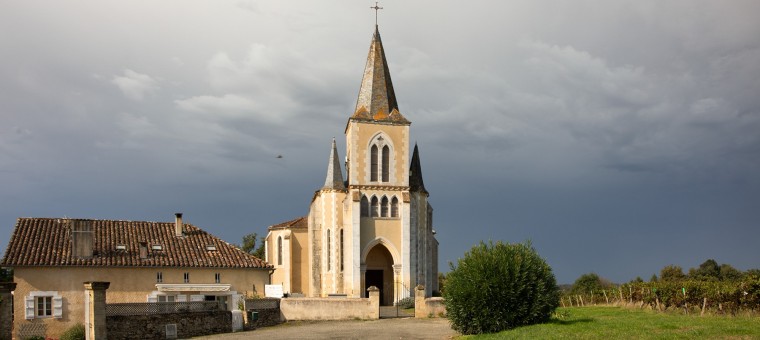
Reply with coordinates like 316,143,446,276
409,143,426,193
351,26,409,124
323,138,345,190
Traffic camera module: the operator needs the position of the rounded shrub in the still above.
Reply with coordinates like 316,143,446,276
443,241,559,334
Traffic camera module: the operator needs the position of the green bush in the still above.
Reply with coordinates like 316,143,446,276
60,323,85,340
444,241,559,334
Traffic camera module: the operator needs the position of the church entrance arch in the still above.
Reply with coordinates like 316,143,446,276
363,243,395,306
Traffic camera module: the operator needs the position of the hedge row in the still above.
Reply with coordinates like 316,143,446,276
562,279,760,314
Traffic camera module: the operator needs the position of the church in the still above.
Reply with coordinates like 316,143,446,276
264,25,438,305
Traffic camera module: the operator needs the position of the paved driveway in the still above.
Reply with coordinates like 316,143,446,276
194,318,457,340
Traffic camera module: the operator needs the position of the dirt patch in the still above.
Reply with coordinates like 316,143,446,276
194,317,457,340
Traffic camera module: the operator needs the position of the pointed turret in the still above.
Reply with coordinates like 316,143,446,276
351,26,409,124
409,143,426,193
323,138,346,190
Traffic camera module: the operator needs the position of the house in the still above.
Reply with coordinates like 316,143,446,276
1,214,271,338
264,25,439,305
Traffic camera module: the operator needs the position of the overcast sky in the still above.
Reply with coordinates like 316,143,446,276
1,1,759,284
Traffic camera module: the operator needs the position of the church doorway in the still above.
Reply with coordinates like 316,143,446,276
364,243,395,306
365,270,383,302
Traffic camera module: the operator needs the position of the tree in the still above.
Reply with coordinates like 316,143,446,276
689,259,721,281
436,272,447,295
240,232,266,259
444,241,559,334
745,269,760,279
719,264,743,281
0,267,12,282
570,273,613,295
660,265,686,281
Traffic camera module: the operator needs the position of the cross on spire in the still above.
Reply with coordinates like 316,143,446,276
370,1,383,26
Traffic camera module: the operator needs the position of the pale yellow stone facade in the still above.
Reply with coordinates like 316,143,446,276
11,266,269,337
266,26,438,305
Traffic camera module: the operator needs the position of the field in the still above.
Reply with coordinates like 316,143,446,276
463,306,760,339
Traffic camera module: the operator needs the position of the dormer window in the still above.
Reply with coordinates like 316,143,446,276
151,245,163,251
115,244,126,251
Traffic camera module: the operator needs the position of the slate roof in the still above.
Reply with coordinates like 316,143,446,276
409,143,428,194
1,217,271,269
268,216,307,231
351,26,410,125
322,138,346,190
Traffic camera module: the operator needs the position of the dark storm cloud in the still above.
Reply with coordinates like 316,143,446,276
1,1,759,283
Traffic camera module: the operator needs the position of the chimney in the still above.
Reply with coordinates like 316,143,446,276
71,219,93,258
175,213,183,237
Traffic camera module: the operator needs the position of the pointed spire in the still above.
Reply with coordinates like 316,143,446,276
351,26,409,124
409,143,426,193
323,138,346,190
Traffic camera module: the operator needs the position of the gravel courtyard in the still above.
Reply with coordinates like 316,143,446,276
194,317,457,340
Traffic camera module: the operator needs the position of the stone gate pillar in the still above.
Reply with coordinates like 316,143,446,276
414,284,426,318
84,282,110,340
0,282,17,340
367,286,379,319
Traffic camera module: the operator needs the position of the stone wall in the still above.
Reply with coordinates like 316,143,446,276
106,311,231,339
280,287,379,320
414,285,446,318
0,282,16,340
249,308,281,328
245,298,282,329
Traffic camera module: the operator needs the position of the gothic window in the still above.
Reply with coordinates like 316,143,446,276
391,196,399,217
381,196,389,217
370,145,378,182
327,229,332,271
339,229,344,272
382,146,390,182
361,196,369,217
371,196,379,217
277,236,283,266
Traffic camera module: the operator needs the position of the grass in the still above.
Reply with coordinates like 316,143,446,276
462,306,760,339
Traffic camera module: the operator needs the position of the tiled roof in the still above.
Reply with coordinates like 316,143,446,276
268,216,307,231
1,218,272,269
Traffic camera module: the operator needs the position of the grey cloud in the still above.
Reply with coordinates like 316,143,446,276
111,69,160,101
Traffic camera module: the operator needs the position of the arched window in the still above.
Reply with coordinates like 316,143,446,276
360,196,369,217
381,196,389,217
370,145,378,182
391,196,399,217
382,145,390,182
371,196,379,217
327,229,332,271
277,236,283,266
339,229,344,272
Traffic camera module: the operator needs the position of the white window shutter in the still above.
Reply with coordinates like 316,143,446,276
147,296,158,303
52,296,63,318
176,295,187,302
190,295,204,302
25,296,34,319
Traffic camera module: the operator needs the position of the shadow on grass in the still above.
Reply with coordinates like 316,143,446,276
548,317,595,326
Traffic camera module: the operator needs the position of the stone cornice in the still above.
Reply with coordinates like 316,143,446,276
348,185,409,191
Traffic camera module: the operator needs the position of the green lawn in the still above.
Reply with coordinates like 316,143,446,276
462,306,760,339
